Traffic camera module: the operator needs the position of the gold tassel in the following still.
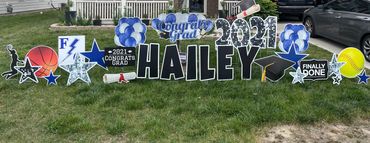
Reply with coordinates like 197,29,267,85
262,63,274,82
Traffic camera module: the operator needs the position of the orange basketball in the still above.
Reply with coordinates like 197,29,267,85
26,46,58,77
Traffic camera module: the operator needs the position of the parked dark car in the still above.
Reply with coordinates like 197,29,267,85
277,0,317,19
303,0,370,61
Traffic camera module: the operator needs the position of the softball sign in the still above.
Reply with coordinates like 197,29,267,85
337,47,365,78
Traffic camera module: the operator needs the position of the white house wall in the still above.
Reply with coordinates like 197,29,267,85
0,0,67,14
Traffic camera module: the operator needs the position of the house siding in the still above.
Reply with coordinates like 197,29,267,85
0,0,67,14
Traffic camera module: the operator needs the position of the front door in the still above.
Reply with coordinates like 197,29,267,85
189,0,205,13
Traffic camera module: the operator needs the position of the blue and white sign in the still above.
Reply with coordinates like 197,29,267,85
58,36,85,65
114,17,147,47
279,24,310,53
152,13,214,42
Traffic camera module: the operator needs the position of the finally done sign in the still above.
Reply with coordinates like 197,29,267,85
300,60,328,80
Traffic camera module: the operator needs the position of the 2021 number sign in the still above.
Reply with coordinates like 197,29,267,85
215,16,277,49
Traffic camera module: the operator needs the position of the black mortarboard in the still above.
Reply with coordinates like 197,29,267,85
254,55,294,82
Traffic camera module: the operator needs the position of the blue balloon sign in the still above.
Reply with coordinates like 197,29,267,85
152,13,214,42
279,24,310,53
114,17,147,47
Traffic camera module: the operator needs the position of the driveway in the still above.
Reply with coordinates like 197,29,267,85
277,21,370,69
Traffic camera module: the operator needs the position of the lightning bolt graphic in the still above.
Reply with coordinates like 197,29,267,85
61,38,79,63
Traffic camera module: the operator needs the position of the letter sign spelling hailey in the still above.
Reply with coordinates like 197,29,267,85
58,36,85,65
136,16,278,81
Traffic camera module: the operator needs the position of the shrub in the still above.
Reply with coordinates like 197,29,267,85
76,15,84,26
113,12,121,26
58,11,65,24
86,16,92,25
254,0,278,18
76,15,92,26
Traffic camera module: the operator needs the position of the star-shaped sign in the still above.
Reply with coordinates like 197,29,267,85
276,45,308,69
44,70,60,85
328,54,345,76
332,74,342,85
81,39,107,70
289,67,308,84
15,57,41,84
357,70,369,84
60,53,96,86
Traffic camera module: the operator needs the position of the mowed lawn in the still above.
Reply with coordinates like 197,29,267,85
0,10,369,142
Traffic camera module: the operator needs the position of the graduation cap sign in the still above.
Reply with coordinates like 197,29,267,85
255,55,294,82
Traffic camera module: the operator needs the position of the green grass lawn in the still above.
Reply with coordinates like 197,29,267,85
0,10,369,142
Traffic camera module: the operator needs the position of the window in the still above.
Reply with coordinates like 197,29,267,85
327,0,370,14
353,0,370,14
326,0,353,11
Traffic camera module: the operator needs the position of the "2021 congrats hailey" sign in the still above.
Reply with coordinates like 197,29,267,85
2,12,369,86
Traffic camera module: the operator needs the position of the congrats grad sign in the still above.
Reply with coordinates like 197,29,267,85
151,13,214,42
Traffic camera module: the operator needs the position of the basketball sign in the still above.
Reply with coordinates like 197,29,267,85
26,46,58,78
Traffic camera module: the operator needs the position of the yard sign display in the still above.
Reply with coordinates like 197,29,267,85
2,14,369,86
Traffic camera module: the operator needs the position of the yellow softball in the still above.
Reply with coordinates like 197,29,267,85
337,47,365,78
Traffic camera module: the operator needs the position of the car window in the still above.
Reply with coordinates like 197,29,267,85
326,0,353,11
352,0,370,14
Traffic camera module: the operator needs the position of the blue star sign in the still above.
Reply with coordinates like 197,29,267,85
357,70,369,84
81,39,107,70
276,45,308,69
44,70,60,85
